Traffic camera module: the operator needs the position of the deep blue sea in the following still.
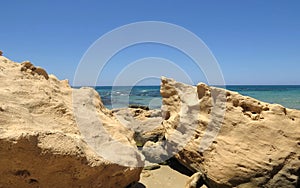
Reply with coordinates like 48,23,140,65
94,85,300,110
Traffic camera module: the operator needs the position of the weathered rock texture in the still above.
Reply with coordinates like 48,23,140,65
20,61,49,80
112,108,163,147
0,56,142,187
160,77,300,188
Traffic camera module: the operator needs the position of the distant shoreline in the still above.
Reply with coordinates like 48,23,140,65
72,84,300,87
70,85,300,110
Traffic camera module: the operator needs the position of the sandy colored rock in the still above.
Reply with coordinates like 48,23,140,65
0,56,142,187
160,77,300,188
138,165,189,188
185,172,205,188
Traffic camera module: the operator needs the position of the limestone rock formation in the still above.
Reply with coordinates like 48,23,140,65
0,56,142,187
160,77,300,188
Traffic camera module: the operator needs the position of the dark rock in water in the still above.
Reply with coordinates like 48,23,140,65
129,104,149,110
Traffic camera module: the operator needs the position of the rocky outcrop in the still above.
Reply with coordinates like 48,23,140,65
20,61,49,79
0,56,142,187
3,53,299,187
160,77,300,188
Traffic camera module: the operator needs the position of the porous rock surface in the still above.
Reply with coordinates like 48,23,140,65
0,56,142,188
112,108,163,147
160,77,300,188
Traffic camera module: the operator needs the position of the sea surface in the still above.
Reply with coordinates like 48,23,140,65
94,85,300,110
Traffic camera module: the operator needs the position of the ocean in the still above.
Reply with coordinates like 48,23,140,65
94,85,300,110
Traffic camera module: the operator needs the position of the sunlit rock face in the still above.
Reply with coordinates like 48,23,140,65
0,56,142,188
160,77,300,188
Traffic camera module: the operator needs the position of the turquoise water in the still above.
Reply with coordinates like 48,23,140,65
95,86,161,109
226,85,300,110
95,85,300,110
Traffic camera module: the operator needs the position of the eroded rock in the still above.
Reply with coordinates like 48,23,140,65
0,56,142,187
34,67,49,79
160,77,300,188
21,61,49,80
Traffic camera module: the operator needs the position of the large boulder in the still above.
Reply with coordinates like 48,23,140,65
160,77,300,188
0,56,142,187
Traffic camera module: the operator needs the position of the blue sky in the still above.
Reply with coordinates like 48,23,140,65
1,0,300,85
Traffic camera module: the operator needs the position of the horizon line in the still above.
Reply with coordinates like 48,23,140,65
71,84,300,87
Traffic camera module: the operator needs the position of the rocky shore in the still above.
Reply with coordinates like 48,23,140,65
0,56,299,187
0,56,141,187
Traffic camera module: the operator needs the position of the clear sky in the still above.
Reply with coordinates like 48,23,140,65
1,0,300,85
